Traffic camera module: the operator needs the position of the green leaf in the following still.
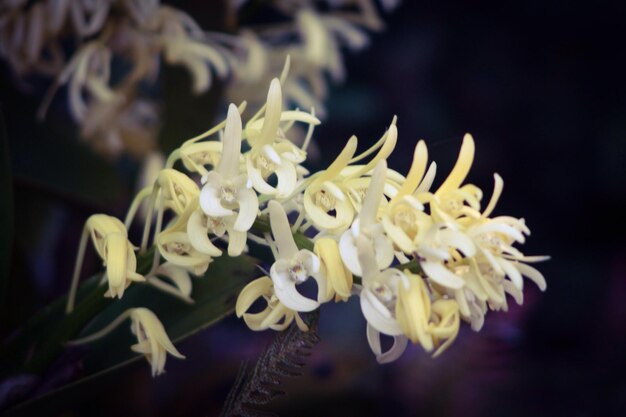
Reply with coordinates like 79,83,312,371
4,254,257,416
0,111,13,312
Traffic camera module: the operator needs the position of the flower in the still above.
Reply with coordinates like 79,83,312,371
356,235,408,337
236,276,309,331
339,160,394,276
129,308,185,376
268,200,327,312
199,103,259,233
303,118,397,233
381,140,430,253
244,78,319,198
68,214,144,313
157,202,213,276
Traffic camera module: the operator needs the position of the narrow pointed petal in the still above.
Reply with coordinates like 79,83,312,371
395,140,428,201
436,133,475,196
360,160,387,228
482,173,504,217
515,262,547,291
258,78,282,145
217,104,243,178
268,201,298,259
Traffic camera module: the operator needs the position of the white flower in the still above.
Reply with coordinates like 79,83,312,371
244,78,319,198
268,200,327,312
339,160,394,275
199,103,259,233
356,235,408,336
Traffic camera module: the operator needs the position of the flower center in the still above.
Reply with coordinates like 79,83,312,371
255,155,276,177
394,207,417,237
289,262,309,284
315,189,336,212
372,281,397,310
476,232,504,253
166,242,191,255
220,185,237,206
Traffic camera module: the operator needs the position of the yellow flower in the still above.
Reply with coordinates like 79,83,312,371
395,271,434,351
235,276,309,332
303,119,397,233
381,140,431,253
67,214,144,313
314,237,352,301
130,308,185,376
157,202,213,276
68,308,184,377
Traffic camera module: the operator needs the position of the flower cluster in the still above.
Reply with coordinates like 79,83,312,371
69,76,547,374
0,0,396,157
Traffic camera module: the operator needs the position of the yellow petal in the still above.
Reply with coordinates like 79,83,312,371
314,237,353,300
315,136,358,184
393,140,428,202
236,276,273,317
435,133,475,196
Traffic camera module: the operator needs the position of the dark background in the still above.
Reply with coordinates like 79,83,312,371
2,1,626,416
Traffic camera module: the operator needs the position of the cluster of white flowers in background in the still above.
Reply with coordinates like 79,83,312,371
0,0,396,157
68,74,548,375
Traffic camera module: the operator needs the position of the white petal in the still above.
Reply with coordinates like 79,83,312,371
262,144,281,164
275,160,298,198
274,280,319,312
199,182,233,217
269,260,292,289
421,260,465,289
361,290,403,336
373,234,395,270
187,210,222,256
268,201,298,259
246,157,277,195
339,231,362,276
227,230,247,257
217,104,243,178
366,324,408,364
356,235,379,281
233,188,258,232
439,229,476,257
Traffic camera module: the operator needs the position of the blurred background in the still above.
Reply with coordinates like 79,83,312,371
1,1,626,416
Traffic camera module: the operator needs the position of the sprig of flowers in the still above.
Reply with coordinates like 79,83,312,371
68,73,548,374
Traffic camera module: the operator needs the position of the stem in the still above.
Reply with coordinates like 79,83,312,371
66,227,89,314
